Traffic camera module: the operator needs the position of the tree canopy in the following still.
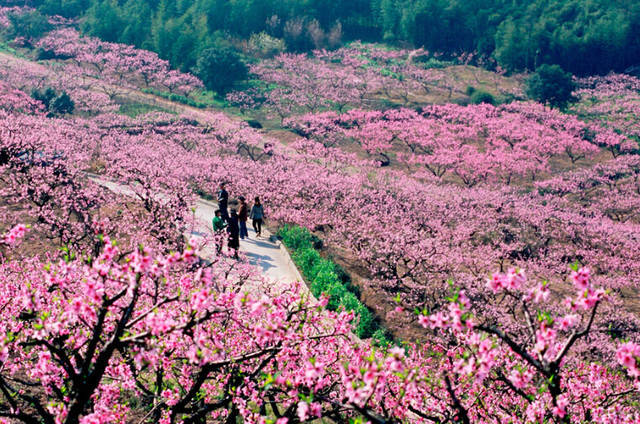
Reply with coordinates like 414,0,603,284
23,0,640,77
194,45,248,93
526,64,576,109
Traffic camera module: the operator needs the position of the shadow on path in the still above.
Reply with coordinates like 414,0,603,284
242,238,279,250
245,252,276,273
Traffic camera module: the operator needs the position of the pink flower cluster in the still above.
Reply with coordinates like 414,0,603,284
1,223,28,247
486,268,526,293
617,342,640,378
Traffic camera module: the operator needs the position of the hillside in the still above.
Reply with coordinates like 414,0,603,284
0,6,640,423
6,0,640,84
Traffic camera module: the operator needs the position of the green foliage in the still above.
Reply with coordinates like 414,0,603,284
37,0,92,19
278,225,388,341
526,64,576,109
6,10,53,41
470,89,496,105
50,92,74,115
37,0,640,76
140,88,220,109
194,45,248,94
278,224,314,251
31,87,56,109
291,248,321,278
31,88,75,116
371,328,392,347
118,102,175,118
419,57,455,69
81,0,125,43
247,32,286,58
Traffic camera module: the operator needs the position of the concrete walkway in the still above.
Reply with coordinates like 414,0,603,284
192,196,304,285
89,175,304,292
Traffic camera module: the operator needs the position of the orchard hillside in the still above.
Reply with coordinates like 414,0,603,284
0,3,639,423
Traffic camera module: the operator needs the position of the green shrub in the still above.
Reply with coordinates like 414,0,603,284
31,87,75,116
310,258,335,281
340,291,360,312
336,292,375,338
31,87,56,109
279,224,314,250
525,64,576,109
453,97,471,106
7,10,52,40
292,248,321,280
470,90,496,105
194,45,248,94
420,57,454,69
50,92,74,115
372,329,393,347
246,119,262,129
353,303,376,338
280,224,387,340
310,234,323,249
333,262,360,296
333,262,349,283
324,280,347,311
308,277,325,299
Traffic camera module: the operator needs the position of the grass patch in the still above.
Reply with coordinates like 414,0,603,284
141,88,225,109
278,224,391,344
0,41,19,55
118,102,175,118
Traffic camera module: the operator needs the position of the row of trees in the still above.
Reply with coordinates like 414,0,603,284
0,22,639,421
18,0,640,76
2,71,640,422
375,0,640,75
2,8,579,101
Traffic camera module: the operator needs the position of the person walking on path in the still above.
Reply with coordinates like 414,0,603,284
250,196,264,238
217,182,229,222
227,208,240,259
238,196,249,239
212,209,227,254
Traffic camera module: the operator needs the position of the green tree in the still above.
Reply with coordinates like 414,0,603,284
376,0,401,41
119,0,153,48
494,17,533,72
81,0,124,42
194,45,248,94
37,0,91,18
525,64,576,109
32,88,75,116
470,89,496,105
6,10,52,41
50,92,75,116
31,87,57,110
27,0,640,76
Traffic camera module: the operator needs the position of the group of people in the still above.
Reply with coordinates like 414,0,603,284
211,182,265,258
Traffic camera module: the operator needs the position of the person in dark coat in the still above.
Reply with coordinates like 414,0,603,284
249,196,264,237
226,208,240,259
217,182,229,222
238,196,249,239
